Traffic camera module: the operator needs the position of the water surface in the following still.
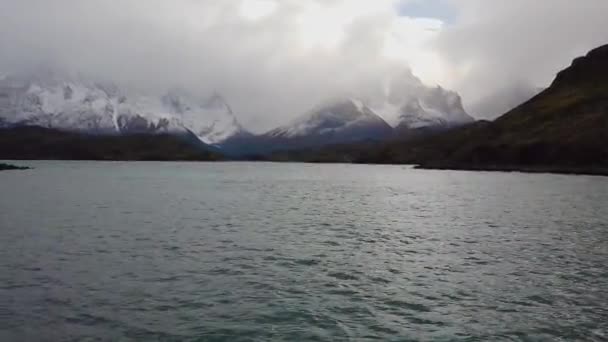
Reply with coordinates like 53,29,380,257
1,161,607,341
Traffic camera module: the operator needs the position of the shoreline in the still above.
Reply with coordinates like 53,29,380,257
4,158,607,177
415,163,608,177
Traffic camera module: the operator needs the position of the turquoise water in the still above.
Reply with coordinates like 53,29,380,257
1,161,607,341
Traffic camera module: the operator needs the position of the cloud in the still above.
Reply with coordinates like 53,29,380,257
0,0,444,131
1,0,606,129
435,0,608,118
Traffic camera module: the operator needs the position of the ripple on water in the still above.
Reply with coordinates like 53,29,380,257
293,258,322,266
382,299,432,313
1,162,608,341
327,272,360,281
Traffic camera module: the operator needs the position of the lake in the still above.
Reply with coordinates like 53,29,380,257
1,161,607,341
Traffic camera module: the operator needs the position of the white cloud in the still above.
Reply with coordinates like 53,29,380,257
239,0,278,21
436,0,608,118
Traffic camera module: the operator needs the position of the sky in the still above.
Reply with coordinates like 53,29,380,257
0,0,607,131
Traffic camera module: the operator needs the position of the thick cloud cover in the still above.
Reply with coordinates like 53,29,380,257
438,0,608,118
1,0,607,129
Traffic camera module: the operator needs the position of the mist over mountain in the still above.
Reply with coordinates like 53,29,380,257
468,83,543,120
276,44,608,175
219,70,474,155
0,66,473,156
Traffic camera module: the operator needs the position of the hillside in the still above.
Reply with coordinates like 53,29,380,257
0,126,224,161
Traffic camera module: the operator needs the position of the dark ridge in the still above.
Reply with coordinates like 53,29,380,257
0,126,224,161
0,162,30,171
552,44,608,88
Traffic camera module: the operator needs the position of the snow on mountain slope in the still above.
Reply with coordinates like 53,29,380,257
365,71,475,130
161,90,245,144
0,72,247,144
0,74,117,133
267,98,392,140
224,98,394,154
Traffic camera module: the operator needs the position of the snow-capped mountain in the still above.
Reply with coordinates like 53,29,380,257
220,85,471,156
267,99,392,140
0,68,473,157
364,71,475,130
0,71,248,144
262,99,393,149
254,71,474,153
219,99,393,156
159,90,248,144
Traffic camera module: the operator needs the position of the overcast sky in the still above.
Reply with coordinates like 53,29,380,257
1,0,607,131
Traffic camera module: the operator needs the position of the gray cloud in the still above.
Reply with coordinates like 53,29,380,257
436,0,608,119
0,0,416,131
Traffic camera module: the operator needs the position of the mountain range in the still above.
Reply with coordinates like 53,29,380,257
0,125,223,161
0,70,249,145
4,43,605,174
244,76,474,154
0,69,473,158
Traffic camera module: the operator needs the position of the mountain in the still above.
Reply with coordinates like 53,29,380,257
400,86,473,130
365,71,474,130
0,70,249,144
219,70,473,156
224,99,393,155
267,99,392,140
0,126,223,161
281,44,608,175
158,90,249,144
0,68,471,158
